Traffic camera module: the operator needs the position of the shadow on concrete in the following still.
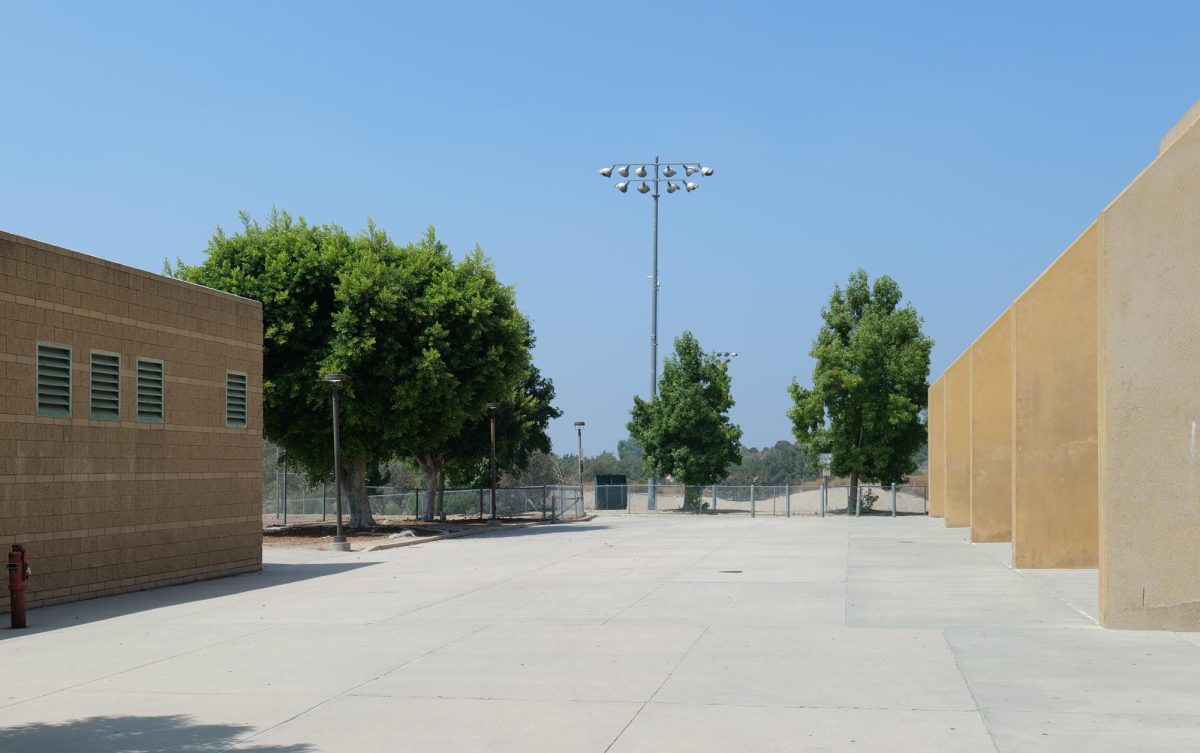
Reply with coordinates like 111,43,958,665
0,714,312,753
2,561,376,639
480,523,614,538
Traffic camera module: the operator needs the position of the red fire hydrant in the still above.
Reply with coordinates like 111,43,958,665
8,544,31,629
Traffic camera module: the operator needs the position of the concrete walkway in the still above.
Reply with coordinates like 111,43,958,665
1,516,1199,752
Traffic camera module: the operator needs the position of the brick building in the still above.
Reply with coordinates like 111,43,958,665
1,230,263,612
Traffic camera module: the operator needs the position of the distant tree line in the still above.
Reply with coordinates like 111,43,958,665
513,438,821,488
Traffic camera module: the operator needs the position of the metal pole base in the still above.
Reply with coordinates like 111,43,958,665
330,538,351,552
486,518,502,527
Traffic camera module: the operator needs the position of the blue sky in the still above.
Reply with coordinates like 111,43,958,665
2,1,1197,455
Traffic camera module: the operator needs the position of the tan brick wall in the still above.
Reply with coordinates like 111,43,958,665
0,231,263,613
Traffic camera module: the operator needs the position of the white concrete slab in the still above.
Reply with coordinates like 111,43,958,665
654,626,976,711
2,515,1200,752
983,710,1200,752
241,696,641,753
608,703,995,753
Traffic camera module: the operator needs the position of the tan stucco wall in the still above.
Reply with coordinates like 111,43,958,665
1160,98,1200,154
1011,224,1100,569
943,355,971,528
927,378,945,518
969,310,1013,543
0,231,263,613
1100,116,1200,629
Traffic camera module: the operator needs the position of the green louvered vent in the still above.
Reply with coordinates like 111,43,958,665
90,352,121,420
36,343,72,417
226,371,247,428
136,358,164,423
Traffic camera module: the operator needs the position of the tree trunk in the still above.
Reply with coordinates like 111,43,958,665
340,454,376,528
415,454,440,522
849,469,859,516
437,471,447,521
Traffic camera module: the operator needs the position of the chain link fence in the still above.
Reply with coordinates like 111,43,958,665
263,444,922,525
580,482,928,517
263,475,586,526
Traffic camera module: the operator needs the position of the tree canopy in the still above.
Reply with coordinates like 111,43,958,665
788,269,931,505
175,210,552,525
628,331,743,506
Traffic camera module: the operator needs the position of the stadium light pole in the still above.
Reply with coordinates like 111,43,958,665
710,351,738,365
324,373,350,552
599,157,714,510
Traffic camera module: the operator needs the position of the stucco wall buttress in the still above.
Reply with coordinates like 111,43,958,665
970,310,1013,543
943,356,972,528
1011,223,1100,569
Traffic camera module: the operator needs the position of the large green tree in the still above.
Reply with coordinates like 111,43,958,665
176,210,392,526
176,211,542,526
788,269,931,508
323,229,537,521
628,331,743,509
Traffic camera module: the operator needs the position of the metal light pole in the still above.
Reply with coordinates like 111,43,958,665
599,158,714,511
573,417,588,517
574,421,585,486
487,402,500,525
324,373,350,552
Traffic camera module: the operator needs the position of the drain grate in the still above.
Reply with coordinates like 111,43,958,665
719,570,743,573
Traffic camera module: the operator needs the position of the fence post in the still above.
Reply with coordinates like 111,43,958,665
786,483,791,517
820,478,827,517
855,486,861,517
544,484,551,521
891,483,897,517
711,483,717,514
282,464,288,525
321,482,327,522
750,484,756,518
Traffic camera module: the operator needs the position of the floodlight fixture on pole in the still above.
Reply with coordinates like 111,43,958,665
710,351,738,364
323,373,350,551
597,156,715,510
487,402,501,525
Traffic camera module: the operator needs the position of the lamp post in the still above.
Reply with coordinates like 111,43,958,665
710,351,738,365
573,422,586,486
573,421,585,517
599,157,714,511
487,402,500,525
323,373,350,552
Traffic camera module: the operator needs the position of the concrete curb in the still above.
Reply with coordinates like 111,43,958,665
361,515,597,552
